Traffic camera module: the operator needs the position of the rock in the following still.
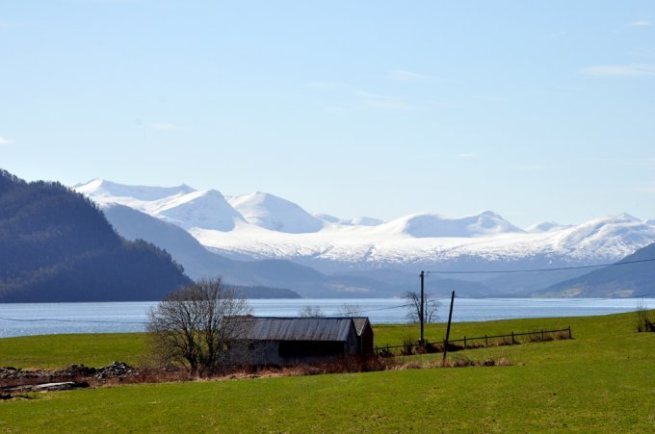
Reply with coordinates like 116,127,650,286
95,361,135,380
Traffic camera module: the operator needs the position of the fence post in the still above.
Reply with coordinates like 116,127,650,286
485,335,488,346
541,329,544,341
464,336,467,348
511,331,515,344
568,326,572,339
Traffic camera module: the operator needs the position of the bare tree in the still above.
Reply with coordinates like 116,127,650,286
338,303,362,317
298,305,323,317
403,291,439,324
147,278,251,376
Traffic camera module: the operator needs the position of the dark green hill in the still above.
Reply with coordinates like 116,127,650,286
540,243,655,297
0,169,191,302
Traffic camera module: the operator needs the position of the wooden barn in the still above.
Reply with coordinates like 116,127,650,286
229,316,374,366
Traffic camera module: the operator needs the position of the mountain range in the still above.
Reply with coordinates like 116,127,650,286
0,171,303,302
74,178,655,297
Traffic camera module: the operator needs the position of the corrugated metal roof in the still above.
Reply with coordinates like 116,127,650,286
237,317,365,342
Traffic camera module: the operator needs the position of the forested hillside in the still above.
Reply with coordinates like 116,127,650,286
541,242,655,297
0,170,191,302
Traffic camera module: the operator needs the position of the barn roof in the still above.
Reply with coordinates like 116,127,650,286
351,317,370,336
236,317,369,342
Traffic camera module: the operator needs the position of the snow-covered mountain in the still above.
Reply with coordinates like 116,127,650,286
229,192,323,233
382,211,524,238
155,189,243,231
74,179,655,275
76,180,244,231
75,178,194,202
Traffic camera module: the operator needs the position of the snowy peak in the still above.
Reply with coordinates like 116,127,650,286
156,189,244,231
386,211,524,238
75,179,193,202
553,214,655,259
229,191,323,233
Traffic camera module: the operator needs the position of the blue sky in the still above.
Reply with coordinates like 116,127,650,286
1,0,654,226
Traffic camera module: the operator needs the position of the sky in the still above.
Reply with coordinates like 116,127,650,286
1,1,654,227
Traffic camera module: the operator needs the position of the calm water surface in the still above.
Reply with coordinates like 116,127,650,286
1,298,653,338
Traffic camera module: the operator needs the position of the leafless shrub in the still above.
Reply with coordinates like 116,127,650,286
424,341,443,353
527,332,555,343
635,305,655,332
555,331,570,340
401,337,416,355
496,336,516,347
337,304,362,317
147,278,251,377
298,305,323,317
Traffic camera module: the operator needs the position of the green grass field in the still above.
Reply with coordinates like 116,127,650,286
1,311,654,432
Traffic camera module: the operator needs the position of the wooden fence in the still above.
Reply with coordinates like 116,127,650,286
374,326,573,357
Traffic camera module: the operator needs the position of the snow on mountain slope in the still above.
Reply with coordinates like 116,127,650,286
229,192,323,233
155,189,244,231
191,214,655,271
75,180,244,231
380,211,524,238
75,179,194,202
548,214,655,260
345,216,384,226
74,179,655,272
316,214,384,226
527,221,572,233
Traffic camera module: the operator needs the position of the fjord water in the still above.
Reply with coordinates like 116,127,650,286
1,298,654,338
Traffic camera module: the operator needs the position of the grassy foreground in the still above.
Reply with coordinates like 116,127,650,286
1,311,654,432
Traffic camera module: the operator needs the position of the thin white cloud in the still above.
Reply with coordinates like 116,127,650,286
629,20,651,27
0,136,12,145
150,122,178,131
456,152,479,160
388,69,432,82
580,64,655,77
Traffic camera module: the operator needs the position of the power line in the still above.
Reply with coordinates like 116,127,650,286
424,257,655,275
346,303,413,315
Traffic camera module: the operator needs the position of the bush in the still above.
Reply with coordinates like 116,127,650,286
636,307,655,332
400,338,416,356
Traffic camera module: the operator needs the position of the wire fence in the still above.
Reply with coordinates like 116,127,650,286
374,326,573,357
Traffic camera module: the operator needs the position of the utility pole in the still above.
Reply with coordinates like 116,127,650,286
419,270,425,347
442,290,455,363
